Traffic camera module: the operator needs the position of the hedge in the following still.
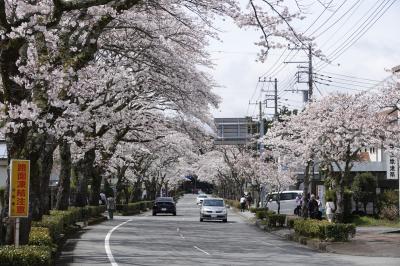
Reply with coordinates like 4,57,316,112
28,227,53,248
117,201,153,215
32,214,64,242
0,245,52,266
267,214,286,227
287,217,301,229
255,210,275,220
250,207,269,213
294,219,356,241
32,205,106,241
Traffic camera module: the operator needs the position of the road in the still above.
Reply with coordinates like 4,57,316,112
57,194,400,266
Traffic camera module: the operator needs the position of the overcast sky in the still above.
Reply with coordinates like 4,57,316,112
207,0,400,120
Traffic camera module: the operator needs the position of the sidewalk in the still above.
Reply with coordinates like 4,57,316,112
234,208,400,258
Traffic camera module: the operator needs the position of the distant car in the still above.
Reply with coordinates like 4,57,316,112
200,198,227,222
266,190,303,215
196,194,208,205
153,197,176,216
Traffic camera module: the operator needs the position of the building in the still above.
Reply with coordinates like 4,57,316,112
214,117,258,145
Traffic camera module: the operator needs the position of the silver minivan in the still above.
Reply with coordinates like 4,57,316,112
266,190,302,215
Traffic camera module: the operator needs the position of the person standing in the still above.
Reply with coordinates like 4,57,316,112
107,196,116,220
308,194,319,219
240,195,246,212
246,194,253,211
325,199,335,223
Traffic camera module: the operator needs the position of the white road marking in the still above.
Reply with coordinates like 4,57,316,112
105,219,133,266
193,245,210,255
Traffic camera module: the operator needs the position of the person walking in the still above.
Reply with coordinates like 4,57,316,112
246,194,253,211
107,196,116,220
308,194,319,219
240,195,246,212
294,193,302,216
325,198,335,223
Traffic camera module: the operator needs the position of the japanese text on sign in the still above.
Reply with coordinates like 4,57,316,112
387,156,398,180
9,160,30,217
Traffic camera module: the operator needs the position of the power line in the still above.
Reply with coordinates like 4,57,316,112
316,0,395,70
308,0,347,37
313,0,362,39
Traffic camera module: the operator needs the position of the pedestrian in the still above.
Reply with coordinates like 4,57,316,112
316,195,323,219
107,196,116,220
308,194,319,219
100,192,106,205
325,198,335,223
240,195,246,212
246,194,253,211
294,193,302,216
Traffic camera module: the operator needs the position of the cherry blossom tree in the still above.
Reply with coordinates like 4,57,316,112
267,92,385,221
0,0,319,244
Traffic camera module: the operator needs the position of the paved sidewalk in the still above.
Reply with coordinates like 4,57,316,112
234,208,400,258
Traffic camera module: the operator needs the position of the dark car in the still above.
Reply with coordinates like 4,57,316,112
153,197,176,216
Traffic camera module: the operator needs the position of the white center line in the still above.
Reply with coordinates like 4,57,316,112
105,219,133,266
193,245,210,255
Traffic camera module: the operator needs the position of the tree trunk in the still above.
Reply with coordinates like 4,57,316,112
72,161,88,207
301,161,311,218
56,141,72,210
334,172,345,223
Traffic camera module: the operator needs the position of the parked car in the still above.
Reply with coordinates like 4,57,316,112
266,190,302,215
200,198,227,222
153,197,176,216
196,194,208,205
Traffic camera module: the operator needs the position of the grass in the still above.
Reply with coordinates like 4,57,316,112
351,216,400,227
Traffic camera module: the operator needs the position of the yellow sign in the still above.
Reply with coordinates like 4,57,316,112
9,160,30,217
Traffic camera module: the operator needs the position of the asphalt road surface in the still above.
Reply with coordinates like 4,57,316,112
57,194,400,266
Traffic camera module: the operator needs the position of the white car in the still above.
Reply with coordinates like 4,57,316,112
266,190,303,215
196,194,208,205
200,198,227,222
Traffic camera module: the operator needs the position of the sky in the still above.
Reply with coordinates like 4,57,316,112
207,0,400,120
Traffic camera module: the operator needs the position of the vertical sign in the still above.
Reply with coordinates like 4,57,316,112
386,156,399,180
9,160,30,217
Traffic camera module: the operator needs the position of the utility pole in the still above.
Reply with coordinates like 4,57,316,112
259,101,264,154
285,43,314,103
308,43,313,102
259,77,279,120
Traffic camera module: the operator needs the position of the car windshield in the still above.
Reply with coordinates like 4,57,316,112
156,197,173,202
198,195,207,198
203,199,224,207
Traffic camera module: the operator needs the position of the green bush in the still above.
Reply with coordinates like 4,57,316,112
29,227,53,248
267,214,286,227
250,207,269,213
325,223,356,241
294,219,356,241
0,245,52,266
117,203,141,215
32,215,64,241
255,210,267,220
287,217,301,229
325,189,336,202
83,205,106,218
294,219,328,239
378,190,399,220
380,206,399,221
255,210,275,221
